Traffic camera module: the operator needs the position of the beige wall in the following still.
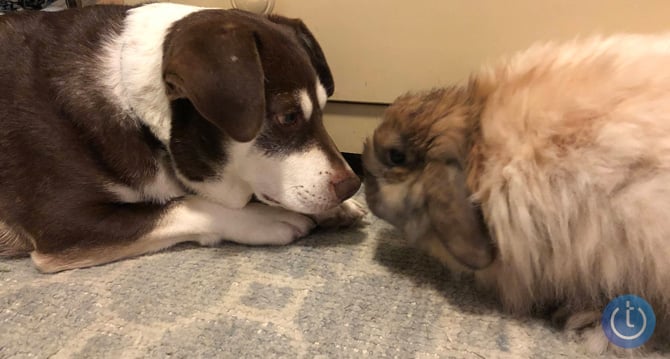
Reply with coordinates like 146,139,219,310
124,0,670,152
281,0,670,152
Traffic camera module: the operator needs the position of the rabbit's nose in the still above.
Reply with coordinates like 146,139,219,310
332,174,361,202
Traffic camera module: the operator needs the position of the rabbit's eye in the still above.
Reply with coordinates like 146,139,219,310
445,158,462,169
388,148,406,166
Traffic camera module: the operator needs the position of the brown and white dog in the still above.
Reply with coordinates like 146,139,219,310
0,3,364,273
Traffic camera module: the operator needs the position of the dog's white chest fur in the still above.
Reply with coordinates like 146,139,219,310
107,161,186,204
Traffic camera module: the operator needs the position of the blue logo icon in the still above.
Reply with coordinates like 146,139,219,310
601,294,656,348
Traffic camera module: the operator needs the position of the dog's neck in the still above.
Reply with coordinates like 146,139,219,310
102,3,204,144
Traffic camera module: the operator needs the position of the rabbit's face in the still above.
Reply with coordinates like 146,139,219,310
363,87,496,270
362,111,427,234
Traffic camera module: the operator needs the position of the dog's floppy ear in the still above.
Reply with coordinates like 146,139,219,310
266,15,335,96
423,161,495,269
163,24,264,142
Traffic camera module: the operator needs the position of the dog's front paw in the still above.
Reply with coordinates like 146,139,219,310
242,203,316,245
310,199,367,229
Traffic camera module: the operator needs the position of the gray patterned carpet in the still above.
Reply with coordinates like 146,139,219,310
0,190,659,358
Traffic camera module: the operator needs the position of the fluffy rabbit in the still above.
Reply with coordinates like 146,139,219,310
363,33,670,353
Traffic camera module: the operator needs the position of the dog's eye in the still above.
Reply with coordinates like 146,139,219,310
276,112,300,126
387,148,406,166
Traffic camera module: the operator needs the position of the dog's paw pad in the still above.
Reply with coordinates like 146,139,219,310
311,199,368,229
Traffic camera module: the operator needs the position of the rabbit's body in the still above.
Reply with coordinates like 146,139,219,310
363,33,670,353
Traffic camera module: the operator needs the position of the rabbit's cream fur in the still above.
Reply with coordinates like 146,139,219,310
363,33,670,353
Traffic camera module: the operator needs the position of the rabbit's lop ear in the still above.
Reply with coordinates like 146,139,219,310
424,162,495,269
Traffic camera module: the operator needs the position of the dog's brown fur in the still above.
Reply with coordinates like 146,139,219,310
0,5,361,273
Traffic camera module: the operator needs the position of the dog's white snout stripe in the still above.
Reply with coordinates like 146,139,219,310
316,80,327,109
299,89,313,120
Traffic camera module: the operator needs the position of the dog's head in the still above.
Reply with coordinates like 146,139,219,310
161,9,359,214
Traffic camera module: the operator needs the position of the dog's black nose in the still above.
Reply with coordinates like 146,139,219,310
333,175,361,202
